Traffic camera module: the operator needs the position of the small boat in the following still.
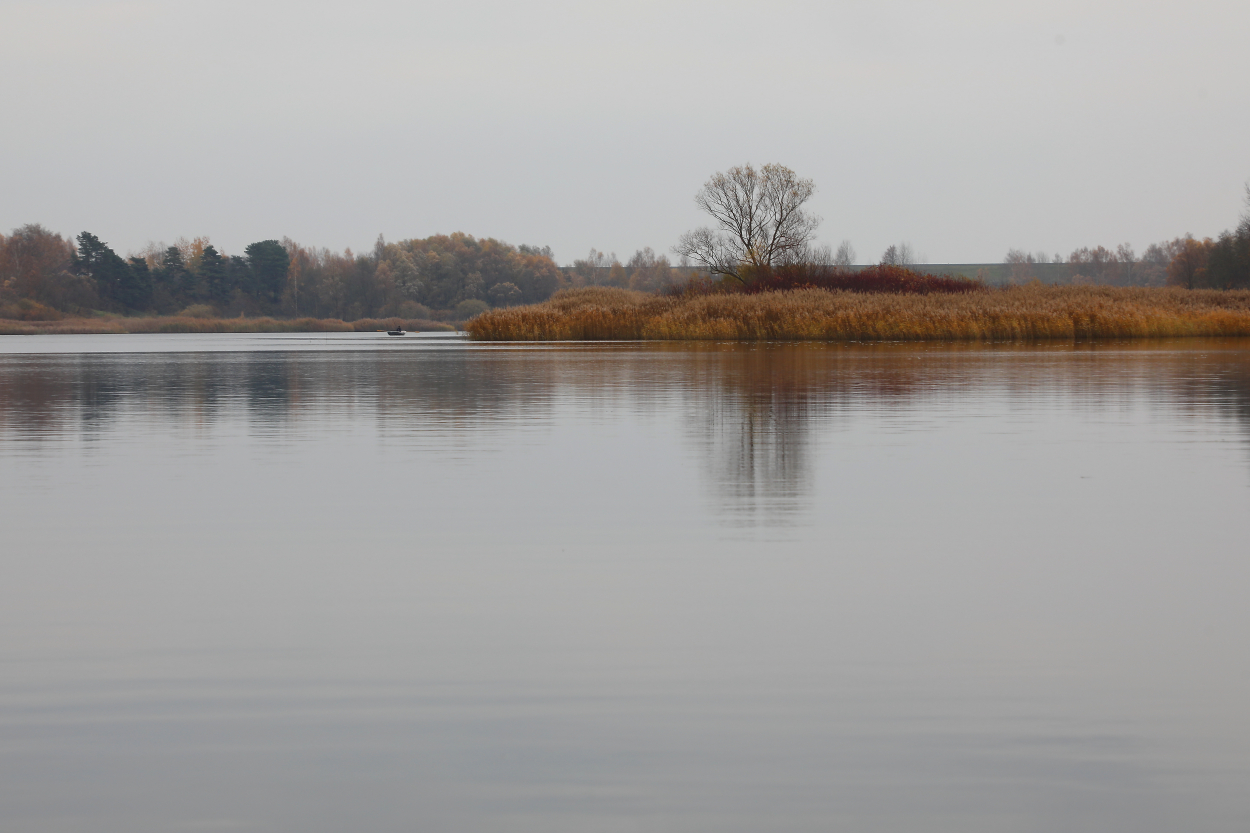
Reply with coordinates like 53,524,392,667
387,328,406,336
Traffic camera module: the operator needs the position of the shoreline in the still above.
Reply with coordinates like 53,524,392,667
0,315,457,336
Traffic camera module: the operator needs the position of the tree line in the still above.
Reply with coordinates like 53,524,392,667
1004,241,1181,287
0,228,566,320
1004,186,1250,289
0,228,569,320
0,225,702,321
4,173,1248,321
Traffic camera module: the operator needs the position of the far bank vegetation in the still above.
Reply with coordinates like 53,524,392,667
4,166,1249,336
0,226,695,327
0,314,456,337
467,165,1250,342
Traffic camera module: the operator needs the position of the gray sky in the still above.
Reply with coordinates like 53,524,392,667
2,0,1248,264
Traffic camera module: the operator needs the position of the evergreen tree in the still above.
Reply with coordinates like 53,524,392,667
245,239,290,303
229,255,252,299
73,231,144,309
160,246,200,301
198,244,230,306
123,257,155,309
71,231,109,275
155,246,185,288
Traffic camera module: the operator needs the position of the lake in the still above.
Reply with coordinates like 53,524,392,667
2,333,1249,832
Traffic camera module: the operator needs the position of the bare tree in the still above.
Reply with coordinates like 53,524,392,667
880,242,916,266
674,163,820,283
625,247,676,292
791,242,833,265
1116,243,1137,285
1068,245,1118,283
833,240,856,267
572,248,618,286
1004,248,1045,283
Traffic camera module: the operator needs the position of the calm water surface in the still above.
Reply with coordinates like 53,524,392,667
2,333,1249,832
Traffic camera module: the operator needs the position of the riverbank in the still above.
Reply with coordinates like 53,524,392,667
0,315,457,336
465,285,1250,341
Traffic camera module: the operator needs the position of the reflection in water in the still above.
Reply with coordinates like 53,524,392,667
6,341,1250,521
4,337,1250,832
679,348,828,525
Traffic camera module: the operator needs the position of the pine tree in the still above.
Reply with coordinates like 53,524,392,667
199,244,230,306
74,231,147,309
245,240,290,303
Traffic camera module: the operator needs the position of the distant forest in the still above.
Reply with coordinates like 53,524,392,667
997,188,1250,289
0,229,691,322
2,210,1248,322
996,232,1249,289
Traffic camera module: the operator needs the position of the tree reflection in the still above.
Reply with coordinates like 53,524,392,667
678,347,829,527
5,340,1250,525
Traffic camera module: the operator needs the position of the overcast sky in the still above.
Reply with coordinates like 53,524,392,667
2,0,1248,264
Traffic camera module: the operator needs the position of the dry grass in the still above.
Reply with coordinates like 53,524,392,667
466,285,1250,341
0,315,455,336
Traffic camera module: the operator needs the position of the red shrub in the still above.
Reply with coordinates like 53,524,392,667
666,264,984,297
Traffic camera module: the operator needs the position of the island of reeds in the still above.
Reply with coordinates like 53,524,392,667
464,267,1250,342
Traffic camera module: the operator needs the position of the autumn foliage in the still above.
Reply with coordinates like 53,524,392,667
0,225,565,322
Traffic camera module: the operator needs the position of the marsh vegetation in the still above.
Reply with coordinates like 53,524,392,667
466,283,1250,342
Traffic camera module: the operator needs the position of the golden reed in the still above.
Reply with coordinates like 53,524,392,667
466,285,1250,341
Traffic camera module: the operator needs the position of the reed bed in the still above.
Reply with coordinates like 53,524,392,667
0,316,454,336
465,285,1250,342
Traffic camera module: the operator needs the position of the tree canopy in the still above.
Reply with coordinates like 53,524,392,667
675,163,820,283
73,232,152,310
245,240,290,302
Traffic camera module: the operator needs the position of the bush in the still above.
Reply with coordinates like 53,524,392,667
453,299,490,320
178,304,216,318
0,298,64,321
396,300,432,319
666,264,984,297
